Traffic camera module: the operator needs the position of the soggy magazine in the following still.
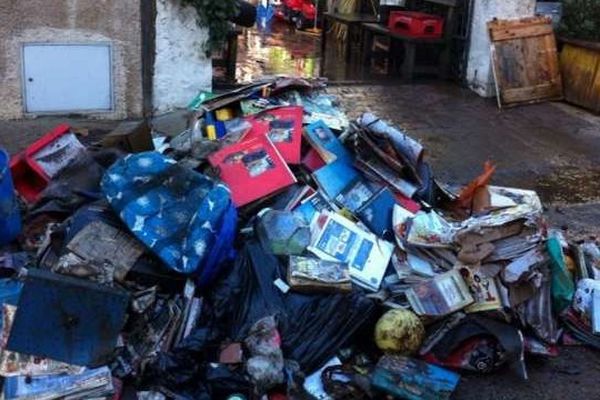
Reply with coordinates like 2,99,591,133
308,212,393,292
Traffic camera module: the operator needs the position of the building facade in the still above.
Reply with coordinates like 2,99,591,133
0,0,211,120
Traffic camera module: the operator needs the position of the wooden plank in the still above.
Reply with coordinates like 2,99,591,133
493,40,523,88
488,17,563,107
522,37,540,88
501,83,563,104
488,16,551,31
490,23,553,42
544,34,562,91
561,44,600,113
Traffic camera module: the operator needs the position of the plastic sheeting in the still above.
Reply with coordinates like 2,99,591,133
144,241,375,398
211,242,376,373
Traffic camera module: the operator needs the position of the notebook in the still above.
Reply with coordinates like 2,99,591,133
295,191,333,224
245,106,304,164
308,212,394,292
356,187,397,238
302,148,327,172
304,120,352,164
336,178,379,213
209,135,297,207
313,160,360,200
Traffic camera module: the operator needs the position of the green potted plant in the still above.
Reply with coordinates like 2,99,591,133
558,0,600,113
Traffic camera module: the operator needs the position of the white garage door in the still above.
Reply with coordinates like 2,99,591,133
22,44,113,113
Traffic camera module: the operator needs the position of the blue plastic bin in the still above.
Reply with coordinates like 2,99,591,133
0,149,21,245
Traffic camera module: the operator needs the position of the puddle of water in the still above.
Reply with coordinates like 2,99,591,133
235,20,322,83
231,20,385,83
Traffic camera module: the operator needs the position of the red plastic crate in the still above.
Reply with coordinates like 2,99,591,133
10,124,71,203
388,11,444,38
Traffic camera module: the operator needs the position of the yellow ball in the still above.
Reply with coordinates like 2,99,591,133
374,309,425,355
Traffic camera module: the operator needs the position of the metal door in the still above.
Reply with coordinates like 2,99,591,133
22,44,113,113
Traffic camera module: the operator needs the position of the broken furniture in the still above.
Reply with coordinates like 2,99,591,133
360,0,456,81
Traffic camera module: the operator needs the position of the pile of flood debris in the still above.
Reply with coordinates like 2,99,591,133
0,77,599,400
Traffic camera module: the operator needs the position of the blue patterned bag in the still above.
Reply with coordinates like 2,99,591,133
101,152,237,286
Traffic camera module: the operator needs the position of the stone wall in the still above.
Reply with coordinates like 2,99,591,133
153,0,212,114
0,0,143,120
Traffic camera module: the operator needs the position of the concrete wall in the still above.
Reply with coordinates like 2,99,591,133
466,0,536,97
153,0,212,114
0,0,143,120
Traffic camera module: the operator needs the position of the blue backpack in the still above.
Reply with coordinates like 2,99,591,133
101,152,237,287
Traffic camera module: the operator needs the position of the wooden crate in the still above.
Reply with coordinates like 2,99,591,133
488,16,563,108
560,39,600,114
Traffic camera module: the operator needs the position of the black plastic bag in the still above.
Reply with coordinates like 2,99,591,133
30,149,122,218
142,242,375,398
141,325,222,399
210,241,376,374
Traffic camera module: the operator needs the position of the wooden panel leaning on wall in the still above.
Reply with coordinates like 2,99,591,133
488,16,563,108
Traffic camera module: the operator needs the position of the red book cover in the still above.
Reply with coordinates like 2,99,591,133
245,106,303,164
209,135,297,207
394,192,421,214
111,378,123,400
302,148,326,172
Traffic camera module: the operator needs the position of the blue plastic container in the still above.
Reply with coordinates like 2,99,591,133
0,149,21,245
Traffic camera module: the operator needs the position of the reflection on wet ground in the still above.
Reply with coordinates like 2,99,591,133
235,21,322,83
234,20,384,83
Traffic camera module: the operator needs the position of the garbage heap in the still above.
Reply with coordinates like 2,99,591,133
0,77,598,400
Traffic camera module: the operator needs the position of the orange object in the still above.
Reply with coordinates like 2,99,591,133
453,161,496,214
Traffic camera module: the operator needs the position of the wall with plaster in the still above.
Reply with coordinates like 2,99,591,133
466,0,536,97
0,0,143,120
153,0,212,114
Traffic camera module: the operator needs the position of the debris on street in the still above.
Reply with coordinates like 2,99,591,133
1,76,599,399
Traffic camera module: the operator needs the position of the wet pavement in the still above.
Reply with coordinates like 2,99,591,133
329,83,600,239
332,85,600,200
